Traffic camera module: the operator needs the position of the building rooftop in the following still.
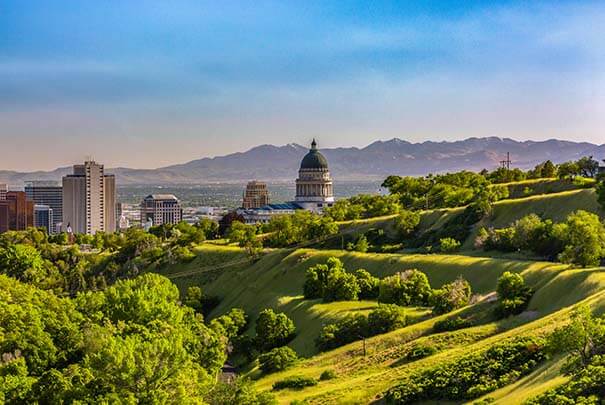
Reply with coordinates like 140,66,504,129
144,194,180,201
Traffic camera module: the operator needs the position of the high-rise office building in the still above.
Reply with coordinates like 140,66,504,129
0,184,7,200
140,194,182,227
0,191,34,233
62,160,116,234
25,181,62,234
34,204,53,233
242,181,270,209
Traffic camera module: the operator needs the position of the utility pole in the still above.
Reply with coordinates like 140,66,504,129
500,152,511,170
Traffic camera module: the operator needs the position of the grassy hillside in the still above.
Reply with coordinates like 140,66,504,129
181,248,569,357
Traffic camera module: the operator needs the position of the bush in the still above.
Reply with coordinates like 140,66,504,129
315,314,368,352
323,269,360,302
395,210,421,237
255,309,296,351
439,237,461,253
272,376,318,391
430,277,472,315
367,304,406,334
378,269,432,306
304,257,360,302
386,337,546,403
406,344,437,361
258,346,298,374
354,269,379,299
319,369,337,381
495,272,533,318
433,316,473,333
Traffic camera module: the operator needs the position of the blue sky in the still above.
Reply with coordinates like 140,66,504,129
1,1,604,170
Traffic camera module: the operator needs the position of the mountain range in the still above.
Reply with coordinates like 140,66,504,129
2,137,604,185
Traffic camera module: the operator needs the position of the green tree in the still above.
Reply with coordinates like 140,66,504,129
495,272,533,318
439,237,461,253
227,221,263,258
367,304,406,334
205,377,276,405
548,305,605,369
0,244,47,284
258,346,298,374
556,210,605,267
431,277,472,315
354,269,379,299
378,269,432,306
395,209,421,237
255,309,296,352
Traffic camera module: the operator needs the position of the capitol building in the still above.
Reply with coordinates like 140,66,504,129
295,139,335,212
238,139,335,223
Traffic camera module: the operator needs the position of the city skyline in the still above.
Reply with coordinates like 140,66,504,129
2,1,605,170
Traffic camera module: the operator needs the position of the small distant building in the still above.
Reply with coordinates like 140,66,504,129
242,181,270,209
0,191,34,233
34,204,53,233
25,181,62,234
140,194,183,227
238,202,300,224
0,184,7,200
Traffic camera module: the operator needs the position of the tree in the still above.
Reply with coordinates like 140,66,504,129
378,269,432,306
556,210,605,267
205,377,276,405
323,268,359,302
0,244,47,284
197,218,220,240
255,309,296,352
211,308,248,339
439,237,461,253
548,305,605,370
350,234,369,253
495,272,533,318
303,257,343,299
577,156,600,178
367,304,406,334
395,210,420,237
431,277,472,315
354,269,379,299
258,347,298,374
227,221,263,258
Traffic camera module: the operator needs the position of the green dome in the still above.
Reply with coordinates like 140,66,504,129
300,139,328,170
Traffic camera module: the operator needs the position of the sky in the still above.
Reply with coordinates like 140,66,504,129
1,0,604,171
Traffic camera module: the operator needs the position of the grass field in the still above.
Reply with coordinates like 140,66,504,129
153,187,605,404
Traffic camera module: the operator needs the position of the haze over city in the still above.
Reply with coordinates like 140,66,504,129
2,0,604,171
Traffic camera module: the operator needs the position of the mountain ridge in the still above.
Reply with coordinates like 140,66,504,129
1,137,604,185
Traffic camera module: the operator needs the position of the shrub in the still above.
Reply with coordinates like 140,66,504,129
354,269,379,299
395,210,421,237
433,316,473,333
430,277,472,315
439,237,461,253
272,376,318,391
315,314,368,352
319,369,337,381
495,272,533,318
386,337,546,403
367,304,406,334
258,346,298,374
556,210,605,267
255,309,296,351
210,308,248,338
378,269,432,306
303,257,360,302
406,344,437,361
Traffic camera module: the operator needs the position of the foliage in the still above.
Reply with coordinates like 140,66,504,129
326,194,401,221
183,286,220,317
556,210,605,267
385,337,546,403
0,243,48,285
211,308,248,339
319,369,337,381
405,344,437,361
547,305,605,370
495,272,533,318
0,273,228,403
354,269,380,299
205,377,276,405
272,375,318,391
378,269,432,306
433,316,473,333
264,210,338,247
316,305,406,352
303,257,360,302
438,237,461,253
255,309,296,352
228,221,263,257
394,210,421,237
258,346,298,374
430,277,472,315
347,234,369,252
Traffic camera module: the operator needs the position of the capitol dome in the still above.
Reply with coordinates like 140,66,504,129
300,139,329,170
295,139,334,212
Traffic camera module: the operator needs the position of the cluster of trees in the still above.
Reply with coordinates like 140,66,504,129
528,306,605,404
325,194,401,221
0,273,269,403
315,304,406,351
263,210,339,247
385,336,547,403
477,211,605,267
495,272,533,318
303,258,379,302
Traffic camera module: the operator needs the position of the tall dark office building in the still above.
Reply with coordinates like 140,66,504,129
34,204,53,233
25,181,62,234
0,191,34,233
